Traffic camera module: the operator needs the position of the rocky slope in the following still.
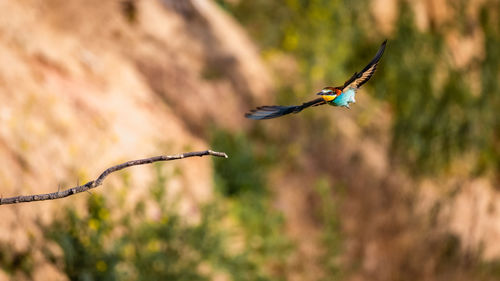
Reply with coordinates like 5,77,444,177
1,0,499,280
0,0,271,279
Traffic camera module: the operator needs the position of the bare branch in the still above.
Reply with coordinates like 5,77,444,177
0,150,228,205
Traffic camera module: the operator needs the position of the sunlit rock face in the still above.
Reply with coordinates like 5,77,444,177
0,0,271,277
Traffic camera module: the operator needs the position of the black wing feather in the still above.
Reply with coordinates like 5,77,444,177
245,98,325,120
341,40,387,90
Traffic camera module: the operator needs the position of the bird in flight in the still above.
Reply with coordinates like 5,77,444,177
245,40,387,120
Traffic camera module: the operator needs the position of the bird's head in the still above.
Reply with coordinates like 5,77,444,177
317,87,341,102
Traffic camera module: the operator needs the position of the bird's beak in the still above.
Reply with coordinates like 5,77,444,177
317,92,337,102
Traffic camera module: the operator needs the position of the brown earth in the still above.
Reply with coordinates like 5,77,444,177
0,0,270,279
0,0,499,281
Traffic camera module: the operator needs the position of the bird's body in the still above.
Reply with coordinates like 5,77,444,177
327,88,356,108
245,40,387,120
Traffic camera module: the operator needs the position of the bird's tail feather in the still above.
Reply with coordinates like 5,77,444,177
245,98,325,120
245,105,302,120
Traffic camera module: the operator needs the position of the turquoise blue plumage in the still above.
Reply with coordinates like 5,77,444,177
245,40,387,119
329,88,356,108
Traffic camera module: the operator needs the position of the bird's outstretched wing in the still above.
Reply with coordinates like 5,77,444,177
340,40,387,91
245,98,326,120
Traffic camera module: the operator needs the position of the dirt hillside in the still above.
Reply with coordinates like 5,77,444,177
0,1,271,279
1,1,499,280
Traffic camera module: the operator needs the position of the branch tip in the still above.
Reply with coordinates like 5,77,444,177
208,150,228,158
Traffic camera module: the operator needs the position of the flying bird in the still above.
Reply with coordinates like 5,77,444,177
245,40,387,120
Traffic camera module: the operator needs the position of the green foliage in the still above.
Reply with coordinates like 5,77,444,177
218,0,500,176
44,195,119,281
211,130,268,197
37,163,290,281
0,243,34,278
314,177,343,280
211,129,291,279
476,3,500,176
377,2,478,174
44,192,220,281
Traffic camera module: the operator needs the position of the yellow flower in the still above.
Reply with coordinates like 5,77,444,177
89,219,99,231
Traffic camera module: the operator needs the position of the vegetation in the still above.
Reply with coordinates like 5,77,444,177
218,0,500,177
2,0,500,280
32,131,289,281
217,0,500,279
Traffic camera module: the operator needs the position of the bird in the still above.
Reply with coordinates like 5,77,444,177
245,40,387,120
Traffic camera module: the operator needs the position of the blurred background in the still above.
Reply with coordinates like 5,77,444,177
0,0,499,280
